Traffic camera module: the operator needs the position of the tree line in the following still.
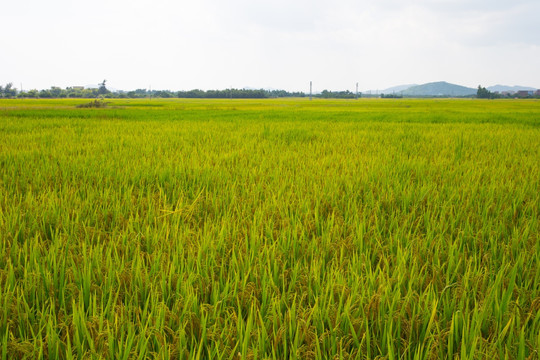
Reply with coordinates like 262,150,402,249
0,82,366,99
3,82,539,100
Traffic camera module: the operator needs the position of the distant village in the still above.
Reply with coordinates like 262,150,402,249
495,90,540,97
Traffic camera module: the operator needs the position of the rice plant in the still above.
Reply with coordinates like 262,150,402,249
0,98,539,359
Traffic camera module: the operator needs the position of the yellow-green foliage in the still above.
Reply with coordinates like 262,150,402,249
0,98,539,359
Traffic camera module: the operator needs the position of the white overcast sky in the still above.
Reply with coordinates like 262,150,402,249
1,0,539,92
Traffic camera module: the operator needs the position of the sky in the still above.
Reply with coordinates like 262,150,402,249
1,0,540,92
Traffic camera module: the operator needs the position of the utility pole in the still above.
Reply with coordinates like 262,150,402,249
356,83,358,100
310,81,312,101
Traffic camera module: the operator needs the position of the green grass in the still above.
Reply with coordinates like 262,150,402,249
0,98,539,359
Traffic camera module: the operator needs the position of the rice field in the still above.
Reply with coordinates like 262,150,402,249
0,98,539,359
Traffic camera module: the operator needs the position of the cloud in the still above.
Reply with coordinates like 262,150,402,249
369,0,540,47
1,0,539,90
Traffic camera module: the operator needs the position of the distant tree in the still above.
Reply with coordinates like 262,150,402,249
87,88,99,98
125,89,146,98
381,93,403,98
1,83,17,98
27,89,39,98
66,87,84,98
154,90,173,98
5,83,13,97
50,86,67,98
98,80,110,95
317,89,355,99
477,85,494,99
39,89,52,98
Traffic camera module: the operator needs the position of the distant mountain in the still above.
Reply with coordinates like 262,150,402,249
363,84,416,94
487,85,536,92
401,81,476,97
